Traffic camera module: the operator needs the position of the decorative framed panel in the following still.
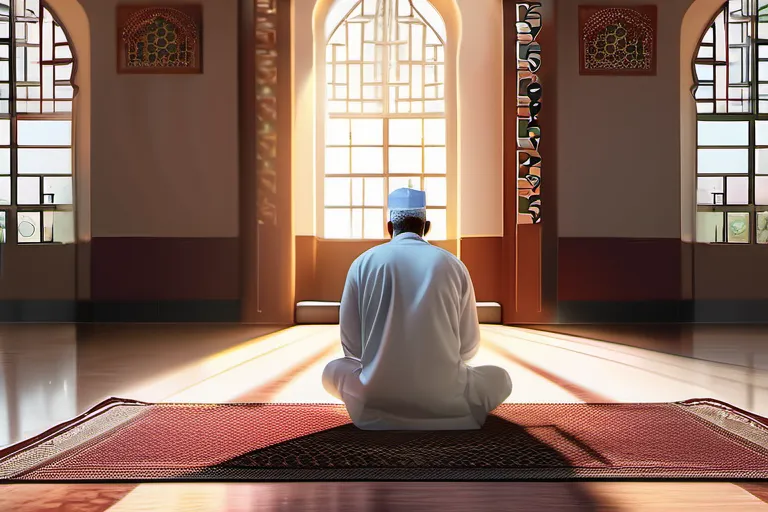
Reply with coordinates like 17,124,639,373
578,5,657,76
116,5,203,74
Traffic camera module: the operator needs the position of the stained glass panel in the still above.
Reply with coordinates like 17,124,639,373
516,3,543,225
324,0,447,239
757,211,768,242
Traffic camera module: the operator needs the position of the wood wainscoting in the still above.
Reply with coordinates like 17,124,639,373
295,237,503,303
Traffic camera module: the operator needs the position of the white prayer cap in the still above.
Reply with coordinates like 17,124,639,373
388,188,426,222
388,188,426,211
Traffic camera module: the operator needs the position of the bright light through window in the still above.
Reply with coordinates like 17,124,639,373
324,0,448,240
0,2,76,245
693,1,768,244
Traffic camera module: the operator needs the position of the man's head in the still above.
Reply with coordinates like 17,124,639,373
386,188,431,238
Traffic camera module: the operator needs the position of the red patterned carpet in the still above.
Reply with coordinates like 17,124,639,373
2,397,768,482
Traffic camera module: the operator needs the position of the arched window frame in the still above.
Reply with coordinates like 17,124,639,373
320,0,450,241
0,0,76,245
693,0,768,244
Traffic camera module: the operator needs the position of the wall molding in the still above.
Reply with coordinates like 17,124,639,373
558,300,768,324
0,300,241,323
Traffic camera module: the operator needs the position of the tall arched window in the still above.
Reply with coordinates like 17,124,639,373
323,0,447,240
694,0,768,244
0,1,75,245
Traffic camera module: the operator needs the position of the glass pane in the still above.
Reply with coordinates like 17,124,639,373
756,176,768,205
424,100,444,113
698,121,749,146
425,209,446,241
17,120,71,146
17,211,40,243
389,176,421,195
0,176,8,205
424,147,446,174
18,148,71,174
351,177,363,206
424,118,446,145
696,211,725,243
326,118,350,145
364,177,384,206
351,147,383,173
49,211,75,244
350,118,383,145
424,177,446,206
389,119,422,146
727,212,750,243
325,147,350,174
0,211,5,243
0,119,9,145
757,149,768,174
697,176,724,205
351,208,363,238
389,147,422,173
756,121,768,145
325,177,350,206
17,176,39,205
697,149,748,174
726,176,749,204
43,211,53,242
348,65,361,96
758,211,768,244
363,208,384,239
324,208,351,239
0,148,9,174
43,176,72,205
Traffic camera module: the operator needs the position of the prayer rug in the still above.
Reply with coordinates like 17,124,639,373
1,398,767,481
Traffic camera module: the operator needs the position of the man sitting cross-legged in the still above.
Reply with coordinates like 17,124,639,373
322,188,512,430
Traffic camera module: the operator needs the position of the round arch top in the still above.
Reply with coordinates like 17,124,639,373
324,0,446,42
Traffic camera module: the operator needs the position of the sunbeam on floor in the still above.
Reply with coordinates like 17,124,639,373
2,323,768,511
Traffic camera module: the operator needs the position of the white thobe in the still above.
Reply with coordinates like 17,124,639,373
322,232,512,430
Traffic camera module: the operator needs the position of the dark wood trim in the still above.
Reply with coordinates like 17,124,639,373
0,300,240,322
502,1,558,324
539,0,559,320
90,237,239,301
501,0,517,324
238,0,258,321
275,0,295,324
247,0,294,324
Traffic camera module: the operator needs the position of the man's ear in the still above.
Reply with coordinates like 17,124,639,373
387,221,394,237
423,220,431,237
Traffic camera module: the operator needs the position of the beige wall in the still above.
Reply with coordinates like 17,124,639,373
9,0,768,306
81,0,239,238
293,0,503,238
557,0,692,239
2,0,238,300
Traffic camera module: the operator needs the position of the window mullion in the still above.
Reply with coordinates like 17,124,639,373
8,0,17,244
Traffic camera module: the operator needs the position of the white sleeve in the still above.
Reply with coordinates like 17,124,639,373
459,266,481,362
339,262,363,359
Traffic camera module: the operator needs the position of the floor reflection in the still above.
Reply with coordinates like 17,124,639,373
2,323,768,511
1,323,768,449
0,325,77,447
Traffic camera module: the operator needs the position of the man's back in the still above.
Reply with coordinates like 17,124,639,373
339,232,482,428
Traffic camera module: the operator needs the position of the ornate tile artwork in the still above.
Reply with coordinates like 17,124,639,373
117,5,203,74
579,5,657,76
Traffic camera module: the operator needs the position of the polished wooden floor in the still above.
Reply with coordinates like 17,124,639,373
1,323,767,511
